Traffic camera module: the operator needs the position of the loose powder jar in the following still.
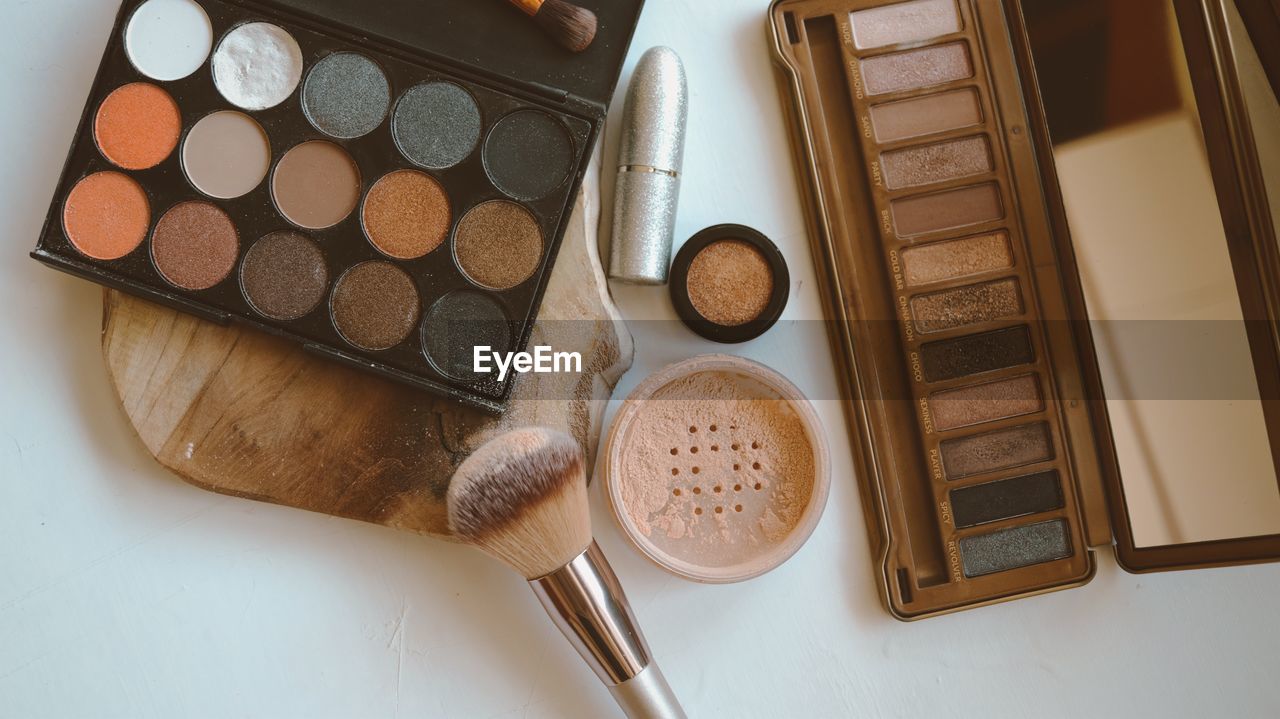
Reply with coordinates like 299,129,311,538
669,224,790,343
602,355,830,582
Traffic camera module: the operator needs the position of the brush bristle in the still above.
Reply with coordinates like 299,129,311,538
447,428,592,579
534,0,598,53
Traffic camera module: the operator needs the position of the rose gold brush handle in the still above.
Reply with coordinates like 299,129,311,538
530,542,687,719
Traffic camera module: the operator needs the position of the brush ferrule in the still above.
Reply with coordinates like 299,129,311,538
530,542,651,684
511,0,544,17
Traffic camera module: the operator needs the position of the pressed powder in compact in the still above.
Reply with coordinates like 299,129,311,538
272,140,361,230
302,52,390,139
454,200,543,290
603,355,830,583
211,22,304,111
94,82,181,170
151,201,239,291
670,224,790,343
183,110,271,200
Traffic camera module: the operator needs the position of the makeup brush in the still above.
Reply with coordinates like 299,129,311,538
447,428,685,719
507,0,598,53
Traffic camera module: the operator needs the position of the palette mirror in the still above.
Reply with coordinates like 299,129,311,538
1023,0,1280,560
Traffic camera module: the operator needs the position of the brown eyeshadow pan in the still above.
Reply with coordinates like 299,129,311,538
868,88,983,143
940,423,1054,480
891,182,1003,237
454,200,543,290
240,231,329,321
910,277,1022,333
272,140,361,230
330,261,420,351
151,201,239,290
881,135,992,190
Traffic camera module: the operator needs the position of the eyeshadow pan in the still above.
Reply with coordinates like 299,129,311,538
151,201,239,291
362,170,451,260
455,200,544,290
901,231,1012,287
919,325,1033,382
303,52,391,140
331,261,420,351
484,110,574,201
930,374,1042,431
870,89,983,144
686,240,775,327
273,141,362,230
183,111,272,200
94,82,181,170
62,171,150,261
910,277,1022,333
860,42,973,96
212,22,303,111
422,291,512,380
950,471,1064,528
958,520,1071,577
849,0,961,49
394,82,482,170
124,0,213,82
892,182,1003,237
941,423,1054,479
881,135,992,190
240,231,329,321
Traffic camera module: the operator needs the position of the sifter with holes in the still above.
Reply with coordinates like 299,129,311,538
602,355,830,582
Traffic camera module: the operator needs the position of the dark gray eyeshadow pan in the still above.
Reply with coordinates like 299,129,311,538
950,471,1064,528
483,110,573,201
959,520,1072,578
422,291,512,380
302,52,391,139
920,325,1033,383
393,82,482,170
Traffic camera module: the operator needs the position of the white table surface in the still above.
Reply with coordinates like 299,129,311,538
3,2,1279,717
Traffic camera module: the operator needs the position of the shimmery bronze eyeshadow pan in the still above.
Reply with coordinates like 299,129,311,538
363,169,451,260
454,200,543,290
331,261,420,351
910,277,1022,333
901,231,1012,287
151,201,239,290
669,225,791,344
240,231,329,321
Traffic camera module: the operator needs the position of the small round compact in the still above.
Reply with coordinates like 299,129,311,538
669,224,790,343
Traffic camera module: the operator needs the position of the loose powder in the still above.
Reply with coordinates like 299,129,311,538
212,22,303,111
616,370,815,570
686,240,775,327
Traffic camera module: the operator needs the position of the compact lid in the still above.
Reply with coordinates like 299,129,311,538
262,0,645,108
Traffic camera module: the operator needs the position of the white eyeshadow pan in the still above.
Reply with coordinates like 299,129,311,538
125,0,214,81
212,22,305,111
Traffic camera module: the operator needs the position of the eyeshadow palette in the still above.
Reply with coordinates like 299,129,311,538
32,0,644,413
772,0,1280,619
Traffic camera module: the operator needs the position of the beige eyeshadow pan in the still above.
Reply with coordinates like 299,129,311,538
929,374,1043,432
891,182,1003,237
901,231,1013,286
881,135,992,189
860,42,973,96
869,88,983,143
849,0,961,49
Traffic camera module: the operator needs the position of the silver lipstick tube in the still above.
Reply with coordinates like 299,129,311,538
609,46,689,285
530,542,686,719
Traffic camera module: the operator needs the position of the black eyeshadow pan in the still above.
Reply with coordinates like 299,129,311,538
950,470,1064,528
920,325,1034,383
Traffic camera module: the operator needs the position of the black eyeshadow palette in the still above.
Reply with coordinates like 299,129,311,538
31,0,644,413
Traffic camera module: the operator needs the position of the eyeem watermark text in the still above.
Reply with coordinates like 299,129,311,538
474,346,582,382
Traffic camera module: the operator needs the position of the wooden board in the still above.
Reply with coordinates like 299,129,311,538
101,169,632,540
